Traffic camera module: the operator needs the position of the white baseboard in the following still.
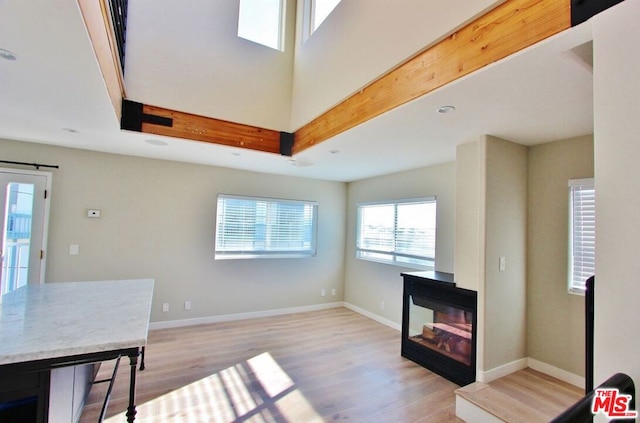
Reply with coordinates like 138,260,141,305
528,358,585,389
149,302,344,330
476,357,584,389
478,358,528,383
343,302,402,331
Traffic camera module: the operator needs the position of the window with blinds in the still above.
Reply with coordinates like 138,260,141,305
356,197,436,269
215,194,318,259
569,178,595,294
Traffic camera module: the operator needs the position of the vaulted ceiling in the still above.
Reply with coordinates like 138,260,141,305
0,0,594,181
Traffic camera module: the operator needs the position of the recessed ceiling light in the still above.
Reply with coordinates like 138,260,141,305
330,149,340,154
0,48,17,61
62,128,78,133
145,139,168,147
436,105,456,114
231,151,241,156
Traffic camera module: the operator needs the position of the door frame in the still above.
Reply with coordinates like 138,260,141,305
0,167,52,284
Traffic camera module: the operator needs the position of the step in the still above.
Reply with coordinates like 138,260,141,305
455,368,583,422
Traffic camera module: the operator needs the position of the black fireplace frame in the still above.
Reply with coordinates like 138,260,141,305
401,271,477,386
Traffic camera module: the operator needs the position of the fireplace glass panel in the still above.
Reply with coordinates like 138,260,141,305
407,295,473,366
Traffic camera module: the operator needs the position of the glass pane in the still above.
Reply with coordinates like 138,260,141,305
396,202,436,258
238,0,284,51
313,0,341,31
357,204,394,251
408,294,473,365
2,183,35,295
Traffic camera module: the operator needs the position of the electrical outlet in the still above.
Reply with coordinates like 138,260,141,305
184,301,191,310
331,288,336,296
321,289,326,297
162,303,169,312
380,301,385,310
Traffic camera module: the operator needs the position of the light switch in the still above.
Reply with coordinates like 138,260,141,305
69,244,79,255
499,256,506,272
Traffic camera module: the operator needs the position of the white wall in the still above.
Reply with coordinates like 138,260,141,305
290,0,502,129
592,0,640,387
124,0,296,131
343,162,456,325
0,138,346,323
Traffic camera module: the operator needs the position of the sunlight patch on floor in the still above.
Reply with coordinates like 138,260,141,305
105,352,323,423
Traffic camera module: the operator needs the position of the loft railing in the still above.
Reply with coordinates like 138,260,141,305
108,0,128,73
551,372,636,423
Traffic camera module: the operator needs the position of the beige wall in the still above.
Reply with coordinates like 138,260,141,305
592,0,640,387
454,136,528,377
343,162,456,325
455,139,483,292
527,135,593,377
483,136,528,371
0,138,346,323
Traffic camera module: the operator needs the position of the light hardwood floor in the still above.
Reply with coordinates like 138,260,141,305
79,307,462,423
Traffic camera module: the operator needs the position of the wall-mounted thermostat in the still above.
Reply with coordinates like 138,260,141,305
87,209,101,218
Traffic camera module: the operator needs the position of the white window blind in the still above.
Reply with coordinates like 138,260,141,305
569,178,595,294
356,197,436,269
215,194,317,259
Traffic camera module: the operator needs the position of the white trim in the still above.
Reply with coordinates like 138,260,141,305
149,302,343,330
476,357,584,388
343,302,401,331
528,357,585,389
0,167,52,285
477,358,528,383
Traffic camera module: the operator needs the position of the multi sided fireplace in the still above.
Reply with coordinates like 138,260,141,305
401,271,477,386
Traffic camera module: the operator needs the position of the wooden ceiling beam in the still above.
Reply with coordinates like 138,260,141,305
121,101,283,154
292,0,571,154
118,0,571,157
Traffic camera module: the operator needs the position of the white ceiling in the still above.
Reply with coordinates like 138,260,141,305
0,0,594,182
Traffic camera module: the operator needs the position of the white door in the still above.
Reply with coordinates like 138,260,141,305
0,169,51,299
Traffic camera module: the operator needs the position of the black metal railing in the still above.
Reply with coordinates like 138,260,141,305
108,0,128,73
551,372,636,423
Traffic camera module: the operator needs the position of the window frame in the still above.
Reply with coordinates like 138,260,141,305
215,194,318,260
568,178,595,295
356,197,436,270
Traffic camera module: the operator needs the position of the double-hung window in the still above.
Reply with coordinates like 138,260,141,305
568,178,595,294
215,194,317,259
356,197,436,269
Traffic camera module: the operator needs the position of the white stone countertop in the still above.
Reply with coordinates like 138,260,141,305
0,279,154,365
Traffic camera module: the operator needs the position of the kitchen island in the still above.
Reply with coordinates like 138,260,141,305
0,279,154,422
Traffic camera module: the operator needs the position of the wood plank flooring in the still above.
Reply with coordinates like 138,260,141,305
455,368,583,422
79,307,462,423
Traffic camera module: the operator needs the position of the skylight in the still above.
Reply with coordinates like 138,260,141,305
238,0,285,51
